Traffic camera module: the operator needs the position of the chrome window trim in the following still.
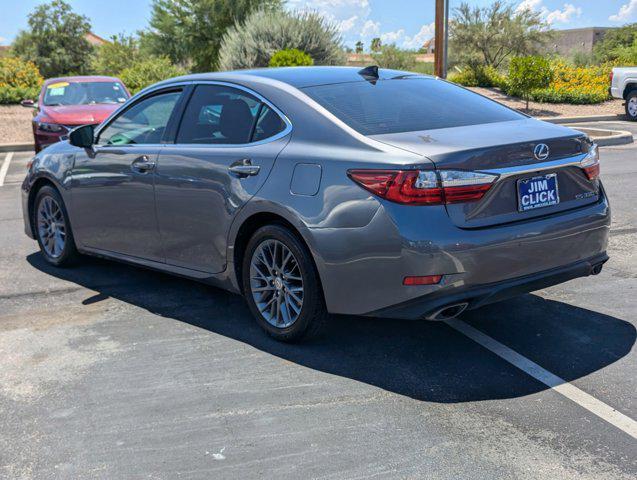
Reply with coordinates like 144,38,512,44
168,80,293,148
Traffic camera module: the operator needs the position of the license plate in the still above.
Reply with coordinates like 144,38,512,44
517,173,559,212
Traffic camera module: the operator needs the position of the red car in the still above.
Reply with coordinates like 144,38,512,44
22,76,130,152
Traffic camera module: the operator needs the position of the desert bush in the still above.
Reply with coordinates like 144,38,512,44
118,56,187,94
507,56,552,109
371,45,416,71
0,57,43,104
448,65,506,88
268,49,314,67
218,9,345,70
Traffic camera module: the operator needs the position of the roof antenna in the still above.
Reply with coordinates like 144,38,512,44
358,65,379,83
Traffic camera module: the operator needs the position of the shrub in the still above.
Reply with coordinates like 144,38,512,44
508,56,552,109
448,65,506,88
91,34,140,76
268,49,314,67
218,9,345,70
525,61,611,104
371,45,416,71
118,56,187,95
0,57,43,104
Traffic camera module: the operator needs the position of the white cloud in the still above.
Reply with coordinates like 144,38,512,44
517,0,582,25
610,0,637,21
381,29,405,44
361,19,380,37
0,36,6,45
401,23,435,49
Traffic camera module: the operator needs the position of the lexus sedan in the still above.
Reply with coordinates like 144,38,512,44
21,67,610,342
21,76,130,152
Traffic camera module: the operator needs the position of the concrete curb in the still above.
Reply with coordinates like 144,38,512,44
0,143,34,153
541,114,626,124
567,126,634,146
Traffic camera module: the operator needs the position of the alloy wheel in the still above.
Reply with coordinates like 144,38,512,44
37,196,66,258
629,97,637,117
249,239,304,328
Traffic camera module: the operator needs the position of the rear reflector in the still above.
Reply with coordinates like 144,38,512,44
403,275,443,286
347,169,497,206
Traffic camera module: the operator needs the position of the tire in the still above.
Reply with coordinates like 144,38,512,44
242,224,327,342
33,185,80,267
625,90,637,121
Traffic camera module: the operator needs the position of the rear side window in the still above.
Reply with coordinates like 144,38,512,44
176,84,286,144
302,77,524,135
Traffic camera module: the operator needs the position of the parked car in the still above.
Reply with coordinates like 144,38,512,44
21,67,609,342
22,76,130,152
609,67,637,120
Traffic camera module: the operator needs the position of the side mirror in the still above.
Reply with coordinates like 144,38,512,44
21,99,36,108
69,124,95,149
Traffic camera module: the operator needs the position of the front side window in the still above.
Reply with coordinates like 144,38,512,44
98,91,182,146
176,84,286,144
302,77,525,135
43,81,129,106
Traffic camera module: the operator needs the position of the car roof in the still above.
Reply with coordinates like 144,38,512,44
158,66,429,89
43,75,123,85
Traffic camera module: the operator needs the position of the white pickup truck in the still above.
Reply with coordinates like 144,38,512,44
610,67,637,120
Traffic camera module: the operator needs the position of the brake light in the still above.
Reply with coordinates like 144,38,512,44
610,71,614,84
580,144,600,181
403,275,442,285
347,169,497,205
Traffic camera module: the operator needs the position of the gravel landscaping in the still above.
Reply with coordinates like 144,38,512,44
470,87,625,119
0,105,34,144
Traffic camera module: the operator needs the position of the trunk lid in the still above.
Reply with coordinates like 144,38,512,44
370,119,600,228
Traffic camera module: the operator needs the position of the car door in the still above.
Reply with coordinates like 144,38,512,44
70,87,185,261
154,83,291,273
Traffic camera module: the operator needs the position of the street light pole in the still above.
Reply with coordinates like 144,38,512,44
434,0,449,78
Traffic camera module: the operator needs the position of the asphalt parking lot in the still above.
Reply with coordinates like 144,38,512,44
0,124,636,479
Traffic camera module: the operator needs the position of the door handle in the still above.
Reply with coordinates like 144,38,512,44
229,159,260,178
131,155,156,173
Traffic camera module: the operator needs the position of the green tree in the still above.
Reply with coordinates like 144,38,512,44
141,0,281,72
218,9,344,70
371,37,382,52
269,49,314,67
508,56,552,110
371,45,416,71
450,1,550,69
12,0,93,78
593,24,637,63
118,56,187,94
355,41,364,54
91,34,140,76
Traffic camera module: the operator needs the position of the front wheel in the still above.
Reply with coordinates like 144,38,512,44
242,225,327,342
34,185,79,267
626,90,637,121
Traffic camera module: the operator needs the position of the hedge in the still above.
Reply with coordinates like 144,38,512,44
0,57,43,104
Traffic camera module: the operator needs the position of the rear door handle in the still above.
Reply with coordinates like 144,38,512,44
229,159,260,178
131,155,156,173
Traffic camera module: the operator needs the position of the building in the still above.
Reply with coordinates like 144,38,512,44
549,27,612,56
85,32,108,47
421,38,435,55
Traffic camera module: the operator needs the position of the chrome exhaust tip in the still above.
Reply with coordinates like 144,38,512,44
425,302,469,321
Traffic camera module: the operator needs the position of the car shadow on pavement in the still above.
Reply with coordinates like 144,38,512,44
27,252,636,404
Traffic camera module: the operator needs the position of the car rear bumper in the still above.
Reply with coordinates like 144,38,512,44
367,252,608,320
309,187,610,317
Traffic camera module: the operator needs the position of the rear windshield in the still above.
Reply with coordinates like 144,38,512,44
302,77,524,135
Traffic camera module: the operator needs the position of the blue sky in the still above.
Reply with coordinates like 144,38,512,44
2,0,637,48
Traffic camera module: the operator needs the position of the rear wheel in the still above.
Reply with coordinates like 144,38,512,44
242,225,327,342
626,90,637,121
34,185,79,267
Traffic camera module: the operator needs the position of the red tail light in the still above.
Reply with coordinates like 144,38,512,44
347,169,497,205
403,275,442,285
581,144,600,181
610,71,614,84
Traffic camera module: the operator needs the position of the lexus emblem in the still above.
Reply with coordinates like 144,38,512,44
533,143,550,161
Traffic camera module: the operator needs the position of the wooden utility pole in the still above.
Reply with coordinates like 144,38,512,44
434,0,449,78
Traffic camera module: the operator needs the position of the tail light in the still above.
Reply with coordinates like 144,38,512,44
580,144,600,180
347,169,497,205
609,71,614,84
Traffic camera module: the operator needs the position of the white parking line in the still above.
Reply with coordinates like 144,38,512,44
446,318,637,440
0,152,14,187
